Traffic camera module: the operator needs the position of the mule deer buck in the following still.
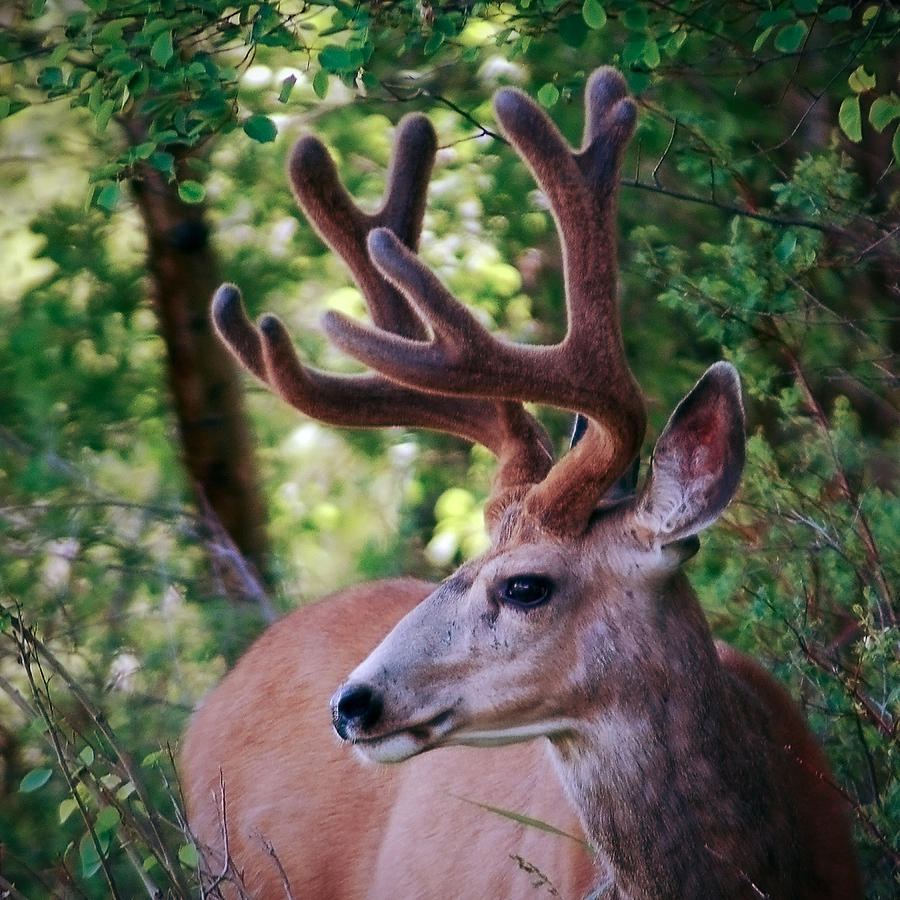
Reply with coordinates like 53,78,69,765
181,68,861,899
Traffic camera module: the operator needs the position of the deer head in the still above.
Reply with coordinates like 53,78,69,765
212,67,745,766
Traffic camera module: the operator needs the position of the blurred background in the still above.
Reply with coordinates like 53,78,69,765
0,1,897,895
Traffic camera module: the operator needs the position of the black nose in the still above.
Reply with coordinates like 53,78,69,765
332,683,383,739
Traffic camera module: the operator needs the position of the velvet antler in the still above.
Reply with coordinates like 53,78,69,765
323,68,645,535
212,114,554,530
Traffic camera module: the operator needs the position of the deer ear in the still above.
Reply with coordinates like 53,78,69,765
633,362,745,543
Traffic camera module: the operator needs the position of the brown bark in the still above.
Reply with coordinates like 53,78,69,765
127,150,269,583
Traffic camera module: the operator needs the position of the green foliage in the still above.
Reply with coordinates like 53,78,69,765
635,143,897,891
2,601,202,895
0,0,308,208
1,0,898,896
242,113,278,143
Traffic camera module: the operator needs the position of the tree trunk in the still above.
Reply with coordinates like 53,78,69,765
128,154,270,584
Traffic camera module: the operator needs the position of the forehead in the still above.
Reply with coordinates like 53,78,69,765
467,498,641,585
479,509,579,577
488,540,572,578
492,496,634,550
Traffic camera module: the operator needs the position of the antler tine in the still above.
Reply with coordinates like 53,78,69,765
212,283,270,382
325,68,645,534
288,114,436,338
212,283,549,461
496,67,646,533
496,67,637,359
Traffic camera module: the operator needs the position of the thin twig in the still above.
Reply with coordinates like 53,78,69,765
0,604,188,892
255,835,295,900
785,352,896,627
13,618,123,900
620,177,838,233
652,118,676,187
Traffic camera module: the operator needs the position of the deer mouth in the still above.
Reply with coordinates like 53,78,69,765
350,709,456,764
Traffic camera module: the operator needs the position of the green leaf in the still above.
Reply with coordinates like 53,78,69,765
185,60,209,80
178,843,200,867
792,0,819,13
20,767,52,792
893,124,900,165
88,164,119,183
88,79,103,112
142,749,166,767
129,66,151,99
278,73,297,103
243,114,277,143
433,14,459,36
623,33,647,67
116,781,137,801
663,29,687,55
97,19,124,45
642,37,661,69
758,8,793,28
59,796,79,824
536,82,560,108
313,68,330,99
79,745,95,766
752,26,773,52
582,0,607,29
80,833,106,879
95,98,116,133
424,30,444,55
259,24,296,49
141,17,172,38
177,180,206,204
49,40,72,66
318,44,351,72
95,806,121,834
3,97,29,116
774,21,807,53
848,65,876,93
150,30,174,67
775,231,797,263
95,183,120,212
68,66,91,90
838,95,862,142
37,66,64,89
823,5,851,22
129,141,155,161
149,150,175,177
869,94,900,132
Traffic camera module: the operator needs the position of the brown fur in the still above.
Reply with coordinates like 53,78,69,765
182,576,860,899
181,580,596,899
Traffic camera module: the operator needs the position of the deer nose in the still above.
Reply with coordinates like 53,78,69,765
332,683,383,739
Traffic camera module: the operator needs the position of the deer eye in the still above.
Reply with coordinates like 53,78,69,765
500,575,553,609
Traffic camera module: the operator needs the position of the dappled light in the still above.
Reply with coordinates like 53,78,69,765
1,2,897,896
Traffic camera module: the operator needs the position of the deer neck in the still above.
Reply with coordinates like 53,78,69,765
547,575,800,900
